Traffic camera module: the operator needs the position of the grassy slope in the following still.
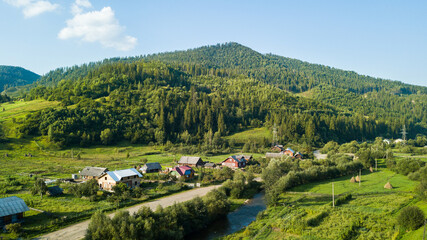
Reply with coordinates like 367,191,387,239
225,127,272,145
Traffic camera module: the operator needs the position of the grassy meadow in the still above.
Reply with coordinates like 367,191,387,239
223,158,425,240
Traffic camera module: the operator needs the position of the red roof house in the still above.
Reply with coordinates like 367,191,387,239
170,166,195,180
221,155,247,169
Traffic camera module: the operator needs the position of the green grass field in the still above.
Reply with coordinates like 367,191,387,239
225,127,272,145
290,168,417,195
0,99,59,122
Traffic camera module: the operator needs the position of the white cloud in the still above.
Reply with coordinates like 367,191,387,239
71,0,92,15
58,1,137,51
3,0,59,18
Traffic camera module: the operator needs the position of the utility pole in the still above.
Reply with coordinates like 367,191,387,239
401,124,407,144
272,123,278,147
332,182,335,208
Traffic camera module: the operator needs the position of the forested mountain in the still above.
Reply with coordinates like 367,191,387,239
0,65,40,91
17,43,427,148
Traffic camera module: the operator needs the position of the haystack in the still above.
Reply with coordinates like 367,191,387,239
355,175,360,182
369,167,373,172
350,176,356,183
384,182,393,189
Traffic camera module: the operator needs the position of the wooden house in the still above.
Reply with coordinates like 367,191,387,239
221,155,247,169
0,196,29,226
170,166,195,180
271,144,284,152
141,162,162,173
98,168,142,191
178,156,204,167
80,167,108,180
204,162,216,168
283,148,295,157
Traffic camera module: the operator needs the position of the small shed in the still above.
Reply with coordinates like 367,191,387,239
141,162,162,173
204,162,216,168
0,196,30,226
48,186,64,196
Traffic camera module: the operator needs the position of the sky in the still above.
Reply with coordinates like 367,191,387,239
0,0,426,87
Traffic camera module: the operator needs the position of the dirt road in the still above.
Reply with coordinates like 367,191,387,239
40,185,220,240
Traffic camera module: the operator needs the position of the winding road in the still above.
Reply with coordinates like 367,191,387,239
39,185,221,240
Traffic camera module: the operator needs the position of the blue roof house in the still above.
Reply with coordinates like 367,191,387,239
98,168,143,191
0,196,30,226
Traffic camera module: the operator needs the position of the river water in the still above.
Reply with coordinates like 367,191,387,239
189,192,266,240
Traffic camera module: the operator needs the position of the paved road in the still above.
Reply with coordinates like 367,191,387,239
40,185,220,240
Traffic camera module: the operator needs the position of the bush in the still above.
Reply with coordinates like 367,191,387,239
397,206,425,230
5,223,21,235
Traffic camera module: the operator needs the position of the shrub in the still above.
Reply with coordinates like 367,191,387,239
5,223,21,235
397,206,425,230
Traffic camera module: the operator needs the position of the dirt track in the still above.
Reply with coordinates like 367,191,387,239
40,185,220,240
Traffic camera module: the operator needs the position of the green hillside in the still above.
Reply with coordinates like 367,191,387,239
8,43,423,148
0,65,40,92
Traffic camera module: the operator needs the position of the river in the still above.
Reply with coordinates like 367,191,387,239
189,192,266,240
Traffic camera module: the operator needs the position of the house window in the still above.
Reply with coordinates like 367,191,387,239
105,177,107,180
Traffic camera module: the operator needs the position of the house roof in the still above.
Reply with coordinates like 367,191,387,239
179,156,203,165
204,162,216,167
142,162,162,171
295,152,303,156
285,148,295,154
172,166,193,176
106,168,143,182
266,152,285,158
228,155,246,163
0,196,29,217
48,186,63,196
80,167,108,177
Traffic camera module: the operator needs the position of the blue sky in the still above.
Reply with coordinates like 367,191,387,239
1,0,426,87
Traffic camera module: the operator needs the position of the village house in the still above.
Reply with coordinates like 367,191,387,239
240,155,253,161
80,167,108,180
204,162,216,168
141,162,162,173
170,166,195,180
294,152,303,159
178,156,204,167
271,144,284,152
0,196,29,226
283,148,295,157
98,168,142,191
221,155,247,169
